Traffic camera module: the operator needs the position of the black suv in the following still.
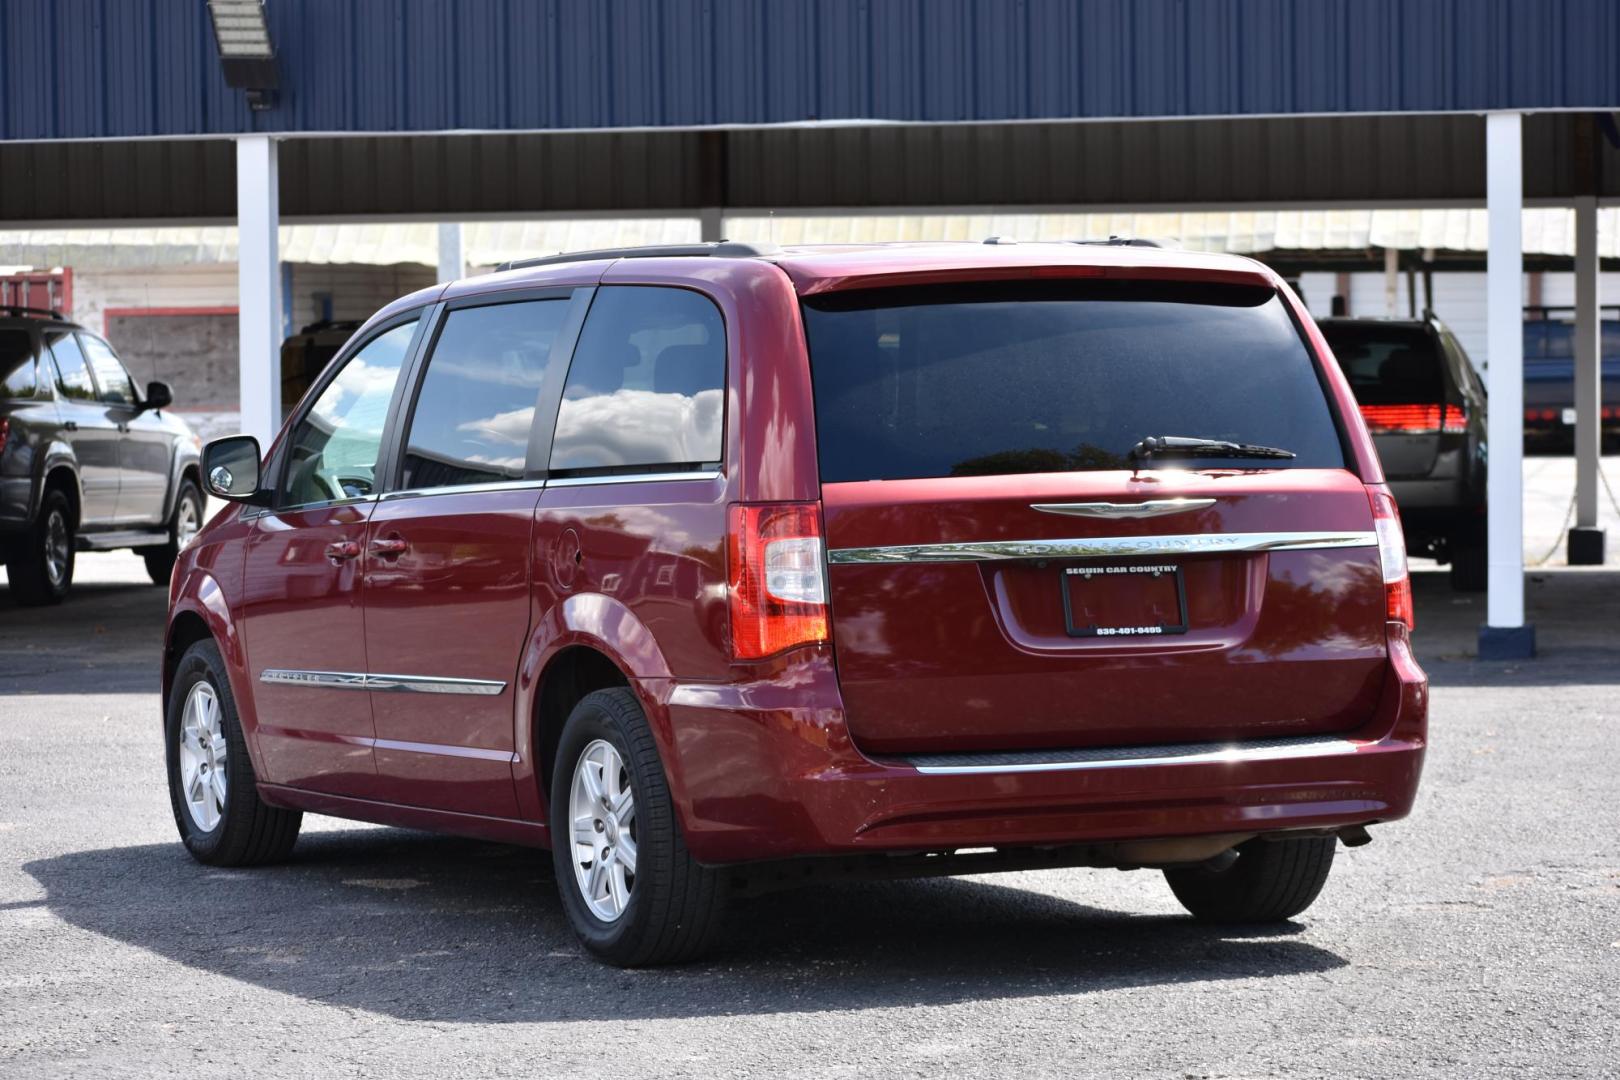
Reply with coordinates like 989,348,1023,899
1,307,203,604
1318,315,1488,590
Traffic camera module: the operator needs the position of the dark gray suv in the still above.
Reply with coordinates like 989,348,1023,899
1319,315,1489,591
1,307,203,604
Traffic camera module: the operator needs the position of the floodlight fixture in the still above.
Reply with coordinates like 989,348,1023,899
207,0,279,110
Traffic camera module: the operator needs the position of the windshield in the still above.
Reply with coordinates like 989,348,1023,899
801,280,1346,482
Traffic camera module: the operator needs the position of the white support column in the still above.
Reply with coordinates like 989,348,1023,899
437,222,465,283
1383,247,1400,316
699,207,725,243
1569,195,1606,564
236,135,281,449
1480,112,1535,659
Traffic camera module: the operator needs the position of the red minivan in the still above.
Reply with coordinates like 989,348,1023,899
165,241,1427,965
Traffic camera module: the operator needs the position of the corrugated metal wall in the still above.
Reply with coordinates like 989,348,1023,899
2,0,1618,141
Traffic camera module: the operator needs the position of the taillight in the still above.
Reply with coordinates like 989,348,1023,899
1367,484,1414,630
726,502,829,660
1358,403,1467,434
0,417,9,456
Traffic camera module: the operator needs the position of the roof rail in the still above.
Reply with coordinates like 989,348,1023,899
495,240,783,273
1071,236,1162,248
0,305,66,321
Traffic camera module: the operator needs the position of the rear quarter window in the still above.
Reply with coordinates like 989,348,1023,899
549,286,725,474
801,280,1346,483
1,329,39,397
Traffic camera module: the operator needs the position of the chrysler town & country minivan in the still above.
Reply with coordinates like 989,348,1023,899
163,241,1428,965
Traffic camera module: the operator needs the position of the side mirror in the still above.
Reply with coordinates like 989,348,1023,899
143,380,173,411
202,435,263,501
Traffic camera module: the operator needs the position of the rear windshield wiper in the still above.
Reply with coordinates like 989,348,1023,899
1129,435,1297,461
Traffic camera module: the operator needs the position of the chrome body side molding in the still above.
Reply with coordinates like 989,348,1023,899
259,669,506,696
1030,498,1217,519
900,735,1361,775
258,669,368,691
365,673,508,696
827,530,1378,565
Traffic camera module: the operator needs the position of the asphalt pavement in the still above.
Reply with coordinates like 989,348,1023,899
2,540,1618,1077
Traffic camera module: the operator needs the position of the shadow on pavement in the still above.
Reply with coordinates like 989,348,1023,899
0,573,166,694
1411,569,1620,686
26,828,1345,1023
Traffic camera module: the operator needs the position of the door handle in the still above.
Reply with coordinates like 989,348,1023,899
369,537,409,558
63,421,78,431
117,423,130,433
325,540,362,561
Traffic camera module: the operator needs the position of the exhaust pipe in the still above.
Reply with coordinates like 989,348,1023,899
1338,824,1373,847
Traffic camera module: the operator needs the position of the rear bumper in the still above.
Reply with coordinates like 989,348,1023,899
652,629,1428,865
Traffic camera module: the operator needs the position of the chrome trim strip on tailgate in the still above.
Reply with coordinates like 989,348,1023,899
827,530,1377,564
259,669,506,696
1030,498,1217,519
901,735,1360,775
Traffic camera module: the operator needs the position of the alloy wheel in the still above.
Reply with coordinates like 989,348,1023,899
569,739,638,922
177,681,228,832
43,509,69,588
176,493,201,549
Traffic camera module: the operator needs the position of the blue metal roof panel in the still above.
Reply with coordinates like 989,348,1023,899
2,0,1619,142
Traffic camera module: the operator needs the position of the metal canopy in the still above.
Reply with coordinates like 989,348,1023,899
2,113,1618,227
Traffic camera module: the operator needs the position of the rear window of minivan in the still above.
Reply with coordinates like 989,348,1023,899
801,280,1346,483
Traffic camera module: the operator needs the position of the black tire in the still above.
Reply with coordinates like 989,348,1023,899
1164,836,1336,923
142,478,203,586
6,487,75,606
550,687,727,966
166,638,302,866
1449,542,1487,592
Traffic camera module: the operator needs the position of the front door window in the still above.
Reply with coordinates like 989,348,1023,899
282,320,417,506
